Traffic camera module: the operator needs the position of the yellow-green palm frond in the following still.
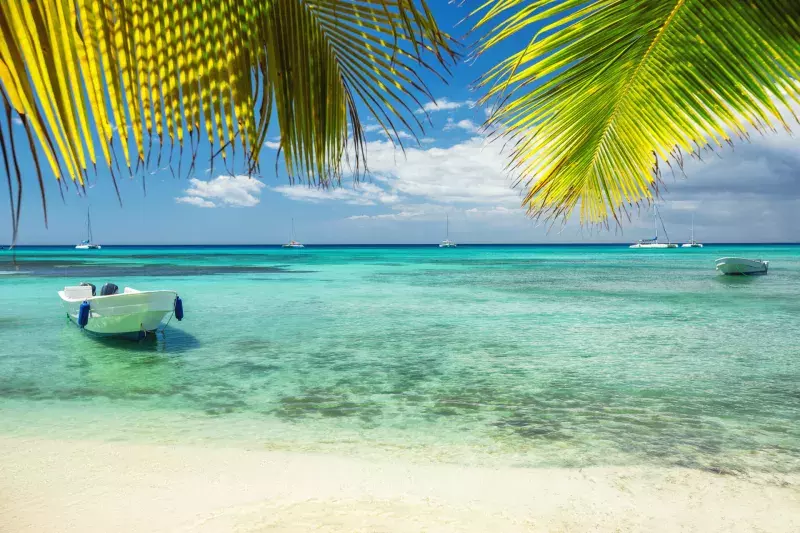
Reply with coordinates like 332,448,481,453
0,0,455,242
472,0,800,225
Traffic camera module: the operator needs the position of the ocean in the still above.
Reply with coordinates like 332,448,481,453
1,244,799,474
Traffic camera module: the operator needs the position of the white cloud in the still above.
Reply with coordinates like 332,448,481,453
359,138,519,207
444,118,482,134
275,137,521,217
378,129,414,140
345,203,445,221
176,175,265,208
273,182,401,206
176,196,216,208
415,98,475,114
11,117,23,126
363,123,383,133
420,138,436,144
264,141,281,150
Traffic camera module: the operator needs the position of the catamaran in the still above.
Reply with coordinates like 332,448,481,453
59,282,184,338
630,205,678,248
75,208,101,249
439,214,456,248
282,218,304,248
682,214,703,248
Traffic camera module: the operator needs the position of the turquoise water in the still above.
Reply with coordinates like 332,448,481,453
1,245,799,472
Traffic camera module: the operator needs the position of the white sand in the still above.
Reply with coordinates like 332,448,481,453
1,436,799,532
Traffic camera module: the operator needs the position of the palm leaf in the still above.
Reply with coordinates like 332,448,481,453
0,0,455,244
472,0,800,225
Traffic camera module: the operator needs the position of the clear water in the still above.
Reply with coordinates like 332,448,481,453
1,245,799,472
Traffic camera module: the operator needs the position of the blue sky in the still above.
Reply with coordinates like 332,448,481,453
5,4,799,245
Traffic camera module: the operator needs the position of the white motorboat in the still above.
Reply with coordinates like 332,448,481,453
75,207,101,250
715,257,769,275
282,219,304,248
439,215,457,248
59,283,183,337
630,205,677,248
681,214,703,248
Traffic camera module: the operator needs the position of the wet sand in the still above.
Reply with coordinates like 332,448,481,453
1,436,799,532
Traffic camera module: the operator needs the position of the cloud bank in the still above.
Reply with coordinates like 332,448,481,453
176,175,265,208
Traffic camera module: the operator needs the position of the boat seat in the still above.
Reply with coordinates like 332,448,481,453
79,282,96,296
64,285,94,300
100,283,119,296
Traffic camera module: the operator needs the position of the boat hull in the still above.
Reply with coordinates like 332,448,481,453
715,257,768,275
60,289,177,335
629,243,678,248
75,244,101,250
681,243,703,248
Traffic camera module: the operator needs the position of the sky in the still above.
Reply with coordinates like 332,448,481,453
4,4,799,245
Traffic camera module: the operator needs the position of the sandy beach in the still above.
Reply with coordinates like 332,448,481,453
1,436,798,533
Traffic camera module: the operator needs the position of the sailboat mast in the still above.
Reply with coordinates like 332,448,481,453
656,205,671,243
446,215,449,239
691,214,694,242
87,208,93,243
654,206,658,240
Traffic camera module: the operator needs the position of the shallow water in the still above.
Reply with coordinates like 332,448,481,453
1,245,799,472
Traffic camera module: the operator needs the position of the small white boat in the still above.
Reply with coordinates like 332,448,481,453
75,208,101,250
630,206,677,248
59,283,183,337
439,215,457,248
282,219,304,248
681,214,703,248
715,257,769,275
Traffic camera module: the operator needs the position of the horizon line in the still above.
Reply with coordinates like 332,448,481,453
4,242,800,248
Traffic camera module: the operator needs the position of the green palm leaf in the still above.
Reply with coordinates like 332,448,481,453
0,0,455,243
472,0,800,225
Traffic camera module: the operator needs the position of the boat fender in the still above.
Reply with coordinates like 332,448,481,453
78,301,91,328
174,296,184,321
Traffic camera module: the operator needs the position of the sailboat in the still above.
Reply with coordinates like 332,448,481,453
439,214,457,248
681,214,703,248
75,208,101,250
282,219,304,248
630,205,677,249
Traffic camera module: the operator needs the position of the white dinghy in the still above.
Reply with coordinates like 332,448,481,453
59,283,183,338
715,257,769,275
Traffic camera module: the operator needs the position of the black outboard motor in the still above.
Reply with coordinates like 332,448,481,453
79,282,96,296
100,283,119,296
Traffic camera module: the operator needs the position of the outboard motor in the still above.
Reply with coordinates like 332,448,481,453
100,283,119,296
79,282,96,296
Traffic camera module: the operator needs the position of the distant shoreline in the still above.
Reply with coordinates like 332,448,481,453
4,242,800,248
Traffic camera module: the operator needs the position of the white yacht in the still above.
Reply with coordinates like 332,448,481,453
715,257,769,275
630,205,677,248
75,208,101,249
282,219,305,248
439,215,457,248
681,214,703,248
59,283,184,337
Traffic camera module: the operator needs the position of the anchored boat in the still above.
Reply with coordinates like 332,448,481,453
715,257,769,275
282,218,305,248
439,214,457,248
59,283,184,338
681,214,703,248
630,205,677,248
75,208,101,250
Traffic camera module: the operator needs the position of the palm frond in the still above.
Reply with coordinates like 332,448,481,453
472,0,800,225
0,0,455,243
